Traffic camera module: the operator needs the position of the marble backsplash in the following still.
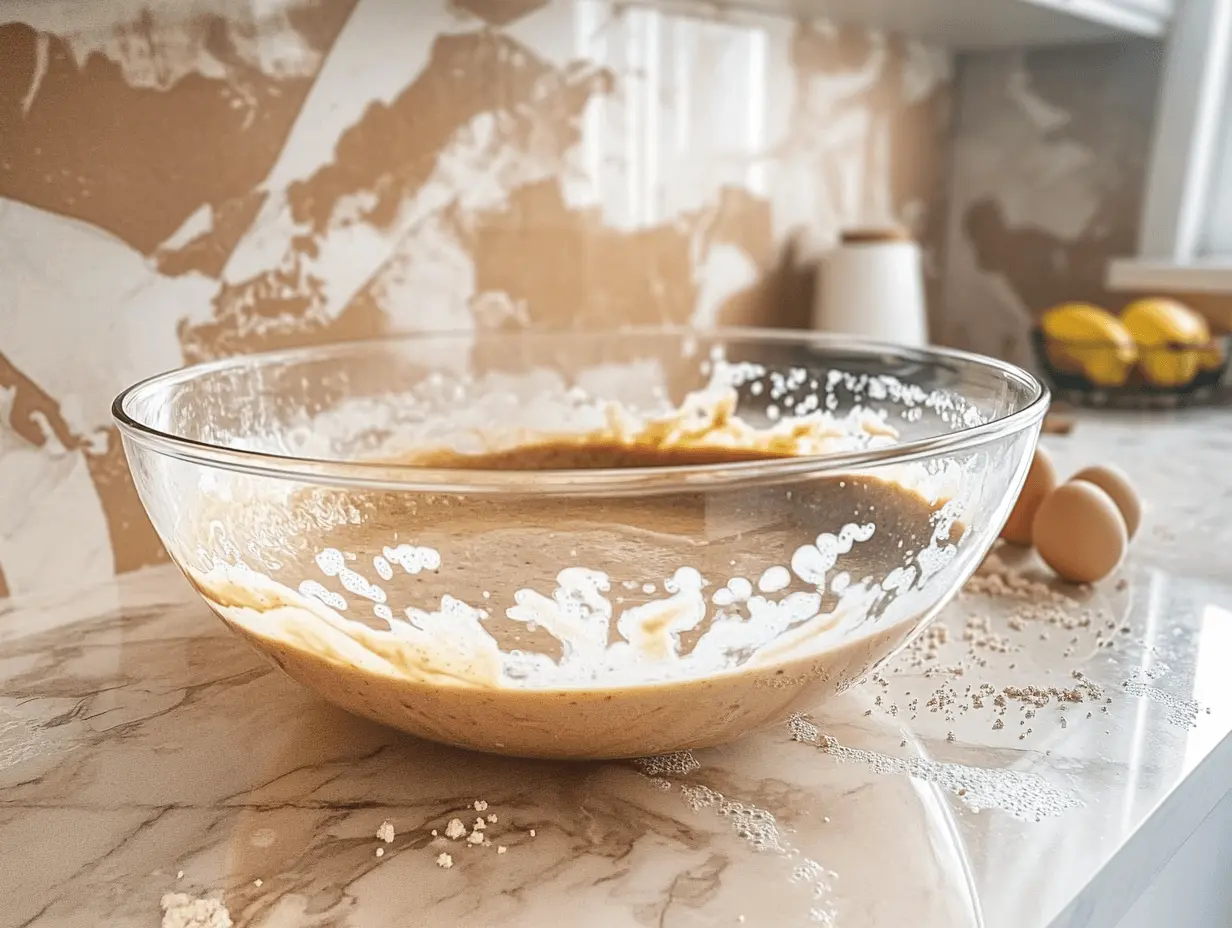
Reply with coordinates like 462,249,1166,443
939,39,1166,369
0,0,953,595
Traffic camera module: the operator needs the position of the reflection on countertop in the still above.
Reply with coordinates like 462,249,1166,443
2,407,1231,928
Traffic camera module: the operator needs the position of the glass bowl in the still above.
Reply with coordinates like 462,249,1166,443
113,328,1047,760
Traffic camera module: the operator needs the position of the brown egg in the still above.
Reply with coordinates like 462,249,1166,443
1070,464,1141,539
1000,444,1058,545
1032,481,1128,584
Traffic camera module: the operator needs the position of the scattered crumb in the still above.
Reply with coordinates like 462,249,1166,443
444,818,467,840
376,820,395,844
992,719,1004,730
436,852,453,869
486,814,497,823
431,829,438,837
176,871,184,880
529,829,537,838
160,892,232,928
497,845,507,855
474,800,489,812
946,731,955,742
466,830,485,846
473,818,486,831
375,848,384,858
254,878,263,888
964,553,1097,633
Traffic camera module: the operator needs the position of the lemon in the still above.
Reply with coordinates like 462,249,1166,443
1121,299,1209,388
1041,303,1137,387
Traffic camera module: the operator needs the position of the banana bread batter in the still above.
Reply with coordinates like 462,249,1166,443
187,390,964,759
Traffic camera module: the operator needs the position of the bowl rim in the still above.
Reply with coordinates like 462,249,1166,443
111,327,1050,496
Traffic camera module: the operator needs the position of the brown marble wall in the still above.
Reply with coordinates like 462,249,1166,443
938,39,1165,368
0,0,951,596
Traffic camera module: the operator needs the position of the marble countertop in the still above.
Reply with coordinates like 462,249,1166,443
3,408,1232,928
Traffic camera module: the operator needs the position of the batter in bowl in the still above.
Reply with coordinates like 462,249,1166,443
186,390,965,759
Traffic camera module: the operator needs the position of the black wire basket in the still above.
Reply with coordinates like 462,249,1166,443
1031,329,1231,409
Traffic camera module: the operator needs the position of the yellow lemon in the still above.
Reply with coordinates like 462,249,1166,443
1041,303,1137,386
1121,299,1209,388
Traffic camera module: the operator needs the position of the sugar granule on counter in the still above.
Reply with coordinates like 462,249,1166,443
474,800,489,812
376,820,395,843
160,892,232,928
436,852,454,869
444,818,467,840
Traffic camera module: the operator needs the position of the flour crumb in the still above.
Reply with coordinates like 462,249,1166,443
376,820,395,843
160,892,232,928
486,813,497,823
497,845,507,854
466,830,485,846
473,800,489,812
445,818,467,840
436,852,454,869
175,871,184,880
253,879,262,888
375,847,384,858
529,829,536,838
473,818,486,831
431,829,438,837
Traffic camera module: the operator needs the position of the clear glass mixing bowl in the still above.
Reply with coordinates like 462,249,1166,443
113,328,1047,759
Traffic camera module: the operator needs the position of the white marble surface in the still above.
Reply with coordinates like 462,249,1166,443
2,408,1231,928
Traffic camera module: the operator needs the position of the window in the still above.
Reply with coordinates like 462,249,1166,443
1108,0,1232,292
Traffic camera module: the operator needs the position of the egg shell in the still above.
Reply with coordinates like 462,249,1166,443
1000,444,1058,546
1070,464,1141,539
1032,480,1128,584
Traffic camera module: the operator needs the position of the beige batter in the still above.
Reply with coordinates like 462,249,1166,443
187,389,963,760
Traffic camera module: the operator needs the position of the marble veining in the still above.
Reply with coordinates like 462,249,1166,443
2,409,1232,927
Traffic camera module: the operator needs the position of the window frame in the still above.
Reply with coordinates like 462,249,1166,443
1108,0,1232,292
